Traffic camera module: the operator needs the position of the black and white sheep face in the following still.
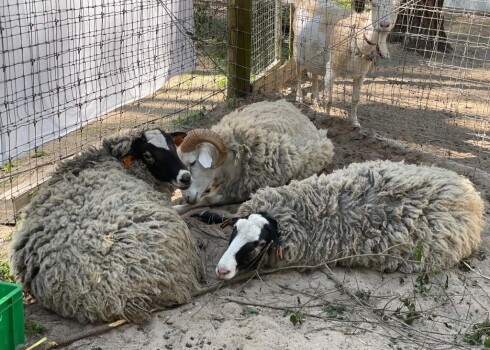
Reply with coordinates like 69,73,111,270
370,0,401,32
216,214,279,280
128,130,192,189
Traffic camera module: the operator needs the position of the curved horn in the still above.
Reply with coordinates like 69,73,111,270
178,129,228,167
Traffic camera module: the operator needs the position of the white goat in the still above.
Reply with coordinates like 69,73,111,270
324,0,401,127
293,0,344,103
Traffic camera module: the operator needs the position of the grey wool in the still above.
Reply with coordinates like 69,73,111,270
210,100,334,202
237,160,484,272
10,132,201,324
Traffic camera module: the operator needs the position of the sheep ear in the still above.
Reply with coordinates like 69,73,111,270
198,147,214,169
171,132,187,147
121,136,146,164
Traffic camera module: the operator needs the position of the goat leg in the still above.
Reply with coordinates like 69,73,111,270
323,61,335,117
296,65,304,103
350,76,364,128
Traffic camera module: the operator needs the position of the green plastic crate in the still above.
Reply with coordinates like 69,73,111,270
0,280,25,350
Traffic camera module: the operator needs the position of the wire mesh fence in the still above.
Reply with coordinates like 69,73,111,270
1,1,490,348
251,0,283,78
0,0,227,223
0,0,284,223
287,0,488,173
340,0,489,170
1,0,489,225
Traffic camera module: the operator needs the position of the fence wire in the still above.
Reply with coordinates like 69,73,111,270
288,0,489,174
1,0,489,225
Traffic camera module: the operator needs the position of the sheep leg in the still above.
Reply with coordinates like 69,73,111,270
172,194,230,215
296,65,303,103
350,76,364,128
311,74,319,103
323,61,335,117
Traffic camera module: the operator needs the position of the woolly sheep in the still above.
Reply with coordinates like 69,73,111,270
293,0,344,103
10,129,201,324
324,0,401,127
204,160,484,280
173,99,335,214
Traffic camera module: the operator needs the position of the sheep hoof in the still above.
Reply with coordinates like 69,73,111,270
351,120,361,129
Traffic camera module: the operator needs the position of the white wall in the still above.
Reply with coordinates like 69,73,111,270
0,0,195,164
445,0,488,12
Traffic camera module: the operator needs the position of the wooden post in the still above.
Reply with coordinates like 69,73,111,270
227,0,252,98
289,3,294,59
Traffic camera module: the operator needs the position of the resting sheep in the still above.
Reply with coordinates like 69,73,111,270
293,0,344,103
174,99,334,214
203,160,484,280
324,0,401,127
10,129,201,324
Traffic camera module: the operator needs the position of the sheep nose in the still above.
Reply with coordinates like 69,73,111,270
379,21,390,29
216,267,230,279
186,194,196,205
180,172,191,185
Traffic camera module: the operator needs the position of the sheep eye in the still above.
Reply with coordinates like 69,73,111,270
256,240,267,248
142,151,154,163
189,160,196,167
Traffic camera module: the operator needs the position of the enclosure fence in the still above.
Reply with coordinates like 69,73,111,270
279,0,489,176
0,0,282,224
1,0,489,224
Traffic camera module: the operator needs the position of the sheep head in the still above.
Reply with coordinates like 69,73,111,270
215,213,280,280
121,129,191,189
369,0,401,59
177,129,228,205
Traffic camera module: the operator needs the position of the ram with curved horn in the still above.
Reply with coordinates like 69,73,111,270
174,99,334,214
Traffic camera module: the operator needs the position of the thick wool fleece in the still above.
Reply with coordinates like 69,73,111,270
210,100,334,202
237,160,484,273
10,134,201,324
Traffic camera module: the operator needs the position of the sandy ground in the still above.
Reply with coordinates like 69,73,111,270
0,10,489,350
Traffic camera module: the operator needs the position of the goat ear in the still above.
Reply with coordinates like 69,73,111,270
198,147,214,169
171,132,187,147
353,0,365,12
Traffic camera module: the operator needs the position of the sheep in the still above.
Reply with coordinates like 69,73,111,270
324,0,402,127
202,160,484,280
293,0,344,103
9,129,202,324
173,99,335,214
